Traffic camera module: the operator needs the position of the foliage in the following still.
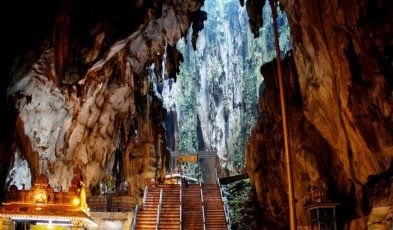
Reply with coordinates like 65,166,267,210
177,70,198,151
225,179,253,228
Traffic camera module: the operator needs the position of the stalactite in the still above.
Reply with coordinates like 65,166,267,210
246,0,265,37
191,10,208,50
53,1,73,83
165,45,184,81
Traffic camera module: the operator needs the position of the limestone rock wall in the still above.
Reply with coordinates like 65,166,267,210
246,0,393,228
247,53,332,228
4,0,205,204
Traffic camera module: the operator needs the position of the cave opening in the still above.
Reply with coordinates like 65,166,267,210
156,0,291,228
0,0,392,229
160,0,290,176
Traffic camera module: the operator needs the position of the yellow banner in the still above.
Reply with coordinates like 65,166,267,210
178,155,198,162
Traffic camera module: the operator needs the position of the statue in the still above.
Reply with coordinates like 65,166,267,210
79,181,88,212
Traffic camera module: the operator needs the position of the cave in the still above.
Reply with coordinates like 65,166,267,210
0,0,392,229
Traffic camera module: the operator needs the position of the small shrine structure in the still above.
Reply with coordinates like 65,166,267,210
0,168,96,229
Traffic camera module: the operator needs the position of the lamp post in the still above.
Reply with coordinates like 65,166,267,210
269,0,296,229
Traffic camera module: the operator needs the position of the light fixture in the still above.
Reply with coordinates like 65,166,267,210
72,197,80,206
36,221,72,227
34,191,47,205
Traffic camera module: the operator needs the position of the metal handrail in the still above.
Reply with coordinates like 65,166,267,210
216,169,220,186
155,189,163,230
202,205,206,230
200,183,206,230
216,169,230,229
180,205,182,230
220,186,231,229
143,185,148,210
131,205,138,230
180,185,183,230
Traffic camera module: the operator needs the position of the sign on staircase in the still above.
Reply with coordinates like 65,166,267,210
178,154,198,163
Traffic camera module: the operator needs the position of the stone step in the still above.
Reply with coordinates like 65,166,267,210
206,219,227,222
136,216,156,221
159,216,180,220
158,225,180,229
160,207,180,210
183,220,204,223
206,222,227,225
135,224,156,230
138,210,158,214
142,207,159,211
159,219,180,223
136,220,156,223
160,213,180,216
137,215,157,218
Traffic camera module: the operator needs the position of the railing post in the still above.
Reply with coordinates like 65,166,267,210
143,185,148,210
216,169,220,185
202,205,206,230
180,185,182,230
156,188,163,230
131,205,138,230
200,183,206,230
269,0,296,228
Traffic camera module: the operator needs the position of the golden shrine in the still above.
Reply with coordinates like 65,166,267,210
0,168,96,229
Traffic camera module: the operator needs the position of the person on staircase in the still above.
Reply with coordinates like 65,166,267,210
183,164,189,187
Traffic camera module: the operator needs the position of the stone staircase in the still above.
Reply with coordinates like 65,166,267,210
134,183,227,230
135,184,180,230
159,184,181,229
135,186,160,230
202,184,228,230
182,184,204,230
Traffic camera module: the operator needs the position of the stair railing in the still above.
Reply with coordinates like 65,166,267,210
155,188,163,230
143,185,148,210
222,187,231,229
202,205,206,230
180,185,183,230
216,168,220,186
219,184,231,229
200,183,206,230
216,169,231,229
131,205,138,230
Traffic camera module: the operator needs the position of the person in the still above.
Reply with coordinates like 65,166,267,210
178,164,183,185
183,165,188,176
79,181,88,212
183,165,188,187
150,178,157,187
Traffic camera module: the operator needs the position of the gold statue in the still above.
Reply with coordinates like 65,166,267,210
79,181,88,212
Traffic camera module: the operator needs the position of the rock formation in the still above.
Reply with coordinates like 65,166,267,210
247,53,333,228
246,0,393,228
2,0,206,204
0,0,391,228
